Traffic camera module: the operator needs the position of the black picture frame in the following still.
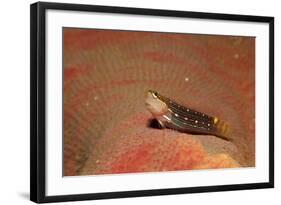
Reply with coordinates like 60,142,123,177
30,1,274,203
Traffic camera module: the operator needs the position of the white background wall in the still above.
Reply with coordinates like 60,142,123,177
0,0,279,204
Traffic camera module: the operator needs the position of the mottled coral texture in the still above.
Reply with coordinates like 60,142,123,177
63,28,255,176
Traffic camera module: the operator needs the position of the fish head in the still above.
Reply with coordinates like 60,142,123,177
145,90,168,117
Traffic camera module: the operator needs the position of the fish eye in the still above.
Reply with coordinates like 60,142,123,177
152,92,157,99
147,90,158,99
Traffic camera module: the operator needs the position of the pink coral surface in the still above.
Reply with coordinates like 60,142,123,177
63,29,255,176
80,112,240,175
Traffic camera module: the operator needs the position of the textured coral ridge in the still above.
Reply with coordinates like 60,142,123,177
63,28,255,176
80,112,240,175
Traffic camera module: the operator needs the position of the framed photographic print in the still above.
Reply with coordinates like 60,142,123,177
30,1,274,203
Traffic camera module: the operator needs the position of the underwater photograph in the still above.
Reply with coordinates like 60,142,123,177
63,28,255,176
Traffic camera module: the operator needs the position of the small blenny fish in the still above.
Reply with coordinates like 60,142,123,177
145,90,230,140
